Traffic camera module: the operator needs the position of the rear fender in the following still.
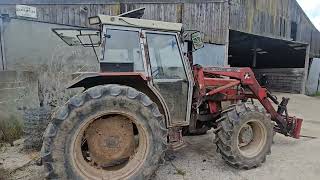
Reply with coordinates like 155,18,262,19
68,72,170,127
68,72,148,89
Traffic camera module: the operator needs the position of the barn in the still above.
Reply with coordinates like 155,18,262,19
0,0,319,115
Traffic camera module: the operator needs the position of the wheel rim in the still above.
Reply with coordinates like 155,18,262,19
71,112,149,179
237,119,267,158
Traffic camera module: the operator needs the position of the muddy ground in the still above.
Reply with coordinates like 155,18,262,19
1,93,319,180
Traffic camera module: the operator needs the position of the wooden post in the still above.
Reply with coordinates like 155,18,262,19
252,38,257,68
0,16,6,71
317,72,320,93
302,45,310,94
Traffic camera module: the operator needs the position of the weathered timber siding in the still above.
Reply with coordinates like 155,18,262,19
0,4,120,27
122,2,228,43
121,3,181,23
182,2,228,44
230,0,320,57
0,0,318,53
0,1,228,44
0,0,318,49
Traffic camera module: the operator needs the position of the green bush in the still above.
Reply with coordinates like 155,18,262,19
0,113,23,145
315,92,320,96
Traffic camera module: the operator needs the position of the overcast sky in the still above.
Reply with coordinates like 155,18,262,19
297,0,320,31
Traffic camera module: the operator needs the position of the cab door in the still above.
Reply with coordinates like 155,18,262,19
145,32,193,126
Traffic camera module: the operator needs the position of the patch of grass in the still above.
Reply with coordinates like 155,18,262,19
0,114,23,146
170,161,186,176
174,168,186,176
315,92,320,96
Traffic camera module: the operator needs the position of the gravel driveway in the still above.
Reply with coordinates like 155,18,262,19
155,93,320,180
1,93,319,180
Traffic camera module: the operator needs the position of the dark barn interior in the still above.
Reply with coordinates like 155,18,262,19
228,30,307,69
228,30,307,93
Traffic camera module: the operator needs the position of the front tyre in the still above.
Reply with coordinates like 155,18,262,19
41,84,167,179
215,103,273,169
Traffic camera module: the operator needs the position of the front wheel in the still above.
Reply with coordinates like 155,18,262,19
215,103,273,169
41,84,167,179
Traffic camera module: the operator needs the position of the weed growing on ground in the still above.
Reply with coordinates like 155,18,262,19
0,115,23,145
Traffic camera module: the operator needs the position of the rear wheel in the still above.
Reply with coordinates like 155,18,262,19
41,84,167,179
215,103,273,169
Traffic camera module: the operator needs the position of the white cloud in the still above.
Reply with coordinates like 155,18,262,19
312,16,320,31
297,0,320,30
297,0,320,12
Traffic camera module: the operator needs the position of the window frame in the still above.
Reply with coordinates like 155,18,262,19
143,30,194,126
146,32,187,80
101,25,148,74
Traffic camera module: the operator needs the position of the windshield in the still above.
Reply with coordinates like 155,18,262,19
102,29,144,72
147,33,186,80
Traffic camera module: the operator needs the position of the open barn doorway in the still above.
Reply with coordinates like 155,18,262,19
228,30,308,93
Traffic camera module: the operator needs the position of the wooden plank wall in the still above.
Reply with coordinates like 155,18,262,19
230,0,320,58
254,68,305,93
0,0,228,44
0,0,318,54
0,4,120,27
121,2,228,44
182,2,228,44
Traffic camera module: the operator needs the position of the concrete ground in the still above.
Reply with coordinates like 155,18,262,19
155,93,320,180
0,93,319,180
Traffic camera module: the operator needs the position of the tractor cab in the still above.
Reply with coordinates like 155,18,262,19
53,13,204,127
94,15,202,127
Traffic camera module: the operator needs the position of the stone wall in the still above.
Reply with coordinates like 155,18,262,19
254,68,305,93
0,70,39,121
0,17,100,125
2,18,99,111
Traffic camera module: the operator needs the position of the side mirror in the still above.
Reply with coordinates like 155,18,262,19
191,32,204,50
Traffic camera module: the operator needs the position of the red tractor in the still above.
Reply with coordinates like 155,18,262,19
42,10,303,179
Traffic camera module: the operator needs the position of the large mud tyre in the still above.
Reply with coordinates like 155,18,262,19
215,103,273,169
41,84,167,179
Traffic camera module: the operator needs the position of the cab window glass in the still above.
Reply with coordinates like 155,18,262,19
147,33,186,79
103,29,144,72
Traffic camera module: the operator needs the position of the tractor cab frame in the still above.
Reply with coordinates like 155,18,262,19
54,14,199,128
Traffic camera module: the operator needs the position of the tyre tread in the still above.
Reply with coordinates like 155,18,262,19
42,84,167,179
214,103,272,169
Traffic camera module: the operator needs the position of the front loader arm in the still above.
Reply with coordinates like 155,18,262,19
195,66,303,138
245,78,303,139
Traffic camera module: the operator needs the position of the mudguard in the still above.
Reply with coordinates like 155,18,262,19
67,72,171,127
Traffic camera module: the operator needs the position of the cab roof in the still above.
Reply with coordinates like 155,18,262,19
90,14,183,32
